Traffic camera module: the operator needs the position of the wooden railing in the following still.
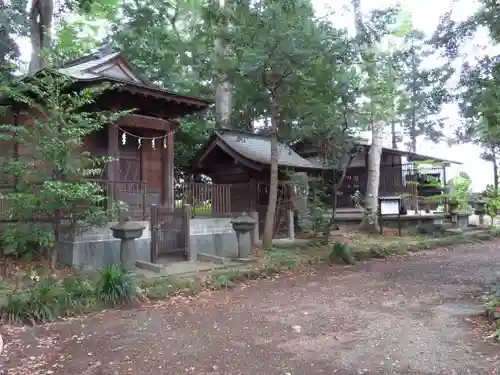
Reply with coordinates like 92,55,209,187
175,182,232,217
0,180,148,222
89,179,148,220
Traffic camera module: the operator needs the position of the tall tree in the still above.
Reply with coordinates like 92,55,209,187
29,0,54,73
352,0,383,232
456,58,500,189
212,0,233,128
229,0,331,248
0,73,128,269
397,29,452,152
0,0,28,78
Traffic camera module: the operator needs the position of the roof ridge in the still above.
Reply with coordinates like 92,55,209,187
215,128,296,146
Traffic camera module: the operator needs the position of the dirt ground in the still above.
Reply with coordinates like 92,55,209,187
2,241,500,375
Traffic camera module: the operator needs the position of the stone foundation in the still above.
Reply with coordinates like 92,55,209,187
57,221,151,270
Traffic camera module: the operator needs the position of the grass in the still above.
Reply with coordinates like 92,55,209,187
0,265,136,325
174,200,212,216
1,227,499,326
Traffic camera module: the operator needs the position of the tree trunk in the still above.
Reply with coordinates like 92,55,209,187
391,120,397,149
323,155,356,243
29,0,54,74
360,122,383,232
214,0,233,129
262,95,279,249
493,147,499,190
410,39,417,153
50,213,61,271
352,0,382,232
388,56,397,149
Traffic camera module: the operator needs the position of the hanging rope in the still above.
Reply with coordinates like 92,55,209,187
117,126,175,149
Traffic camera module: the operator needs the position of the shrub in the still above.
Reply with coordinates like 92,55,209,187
329,242,355,265
212,273,235,289
265,248,300,270
3,278,69,324
62,274,97,311
96,265,136,306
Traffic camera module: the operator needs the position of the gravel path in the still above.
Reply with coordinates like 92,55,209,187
2,242,500,375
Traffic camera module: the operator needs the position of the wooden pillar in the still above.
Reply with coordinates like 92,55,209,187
442,163,447,212
107,123,119,210
161,127,174,211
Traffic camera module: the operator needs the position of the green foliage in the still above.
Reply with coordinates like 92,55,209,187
451,173,472,212
3,278,70,324
211,272,236,289
431,2,500,180
1,265,137,324
61,273,97,310
0,225,53,258
0,73,129,265
96,264,136,306
265,248,300,271
329,242,356,265
482,187,500,219
485,285,500,340
416,222,446,237
145,276,200,299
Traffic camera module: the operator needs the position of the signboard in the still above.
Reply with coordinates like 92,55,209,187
380,199,400,215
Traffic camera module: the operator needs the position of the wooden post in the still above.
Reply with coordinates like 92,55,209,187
183,204,193,261
150,204,158,263
162,128,175,211
107,123,119,211
140,140,146,219
287,209,295,240
442,164,448,212
249,210,259,244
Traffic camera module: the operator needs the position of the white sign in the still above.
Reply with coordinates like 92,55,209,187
380,200,400,215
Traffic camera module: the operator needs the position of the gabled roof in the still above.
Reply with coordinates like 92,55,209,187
293,137,462,166
192,129,327,171
355,139,463,165
36,47,211,111
58,51,143,83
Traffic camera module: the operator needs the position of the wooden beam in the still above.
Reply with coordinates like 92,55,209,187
107,122,120,210
162,126,175,211
117,114,172,132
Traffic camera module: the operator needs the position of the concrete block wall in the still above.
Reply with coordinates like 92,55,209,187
189,217,238,260
57,211,265,270
57,221,151,270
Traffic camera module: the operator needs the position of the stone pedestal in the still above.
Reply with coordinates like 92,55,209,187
110,217,146,272
231,212,257,260
475,200,487,226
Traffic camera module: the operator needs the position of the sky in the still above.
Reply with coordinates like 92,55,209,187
15,0,495,191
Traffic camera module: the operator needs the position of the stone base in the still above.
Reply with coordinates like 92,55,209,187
232,257,255,264
57,221,151,270
58,237,151,271
136,260,163,273
197,252,228,264
190,217,239,260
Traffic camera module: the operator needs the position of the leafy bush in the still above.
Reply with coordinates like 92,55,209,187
1,265,139,324
329,242,355,265
62,274,96,311
96,265,136,306
3,278,69,324
265,248,300,270
212,273,234,288
0,225,53,260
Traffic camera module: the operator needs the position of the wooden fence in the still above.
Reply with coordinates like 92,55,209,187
175,182,232,217
150,204,190,263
